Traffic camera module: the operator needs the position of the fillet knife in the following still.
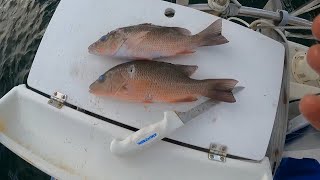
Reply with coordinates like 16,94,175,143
110,87,243,155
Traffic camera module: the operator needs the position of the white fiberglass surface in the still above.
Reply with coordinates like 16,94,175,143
0,85,272,180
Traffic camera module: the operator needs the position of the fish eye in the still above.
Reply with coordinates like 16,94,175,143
98,75,105,82
99,35,108,41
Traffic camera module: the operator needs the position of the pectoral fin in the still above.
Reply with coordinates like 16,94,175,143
124,31,150,48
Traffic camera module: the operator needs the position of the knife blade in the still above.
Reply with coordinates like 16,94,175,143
176,86,243,123
176,99,220,124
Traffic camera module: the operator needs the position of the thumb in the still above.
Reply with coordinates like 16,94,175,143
299,95,320,130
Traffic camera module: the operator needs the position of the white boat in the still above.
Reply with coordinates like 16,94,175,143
0,0,319,179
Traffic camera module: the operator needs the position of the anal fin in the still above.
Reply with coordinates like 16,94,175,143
177,49,196,55
169,96,198,103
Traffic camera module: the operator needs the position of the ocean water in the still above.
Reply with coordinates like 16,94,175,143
0,1,60,179
0,0,318,179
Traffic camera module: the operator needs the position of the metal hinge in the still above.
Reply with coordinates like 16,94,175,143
208,143,228,162
48,91,67,109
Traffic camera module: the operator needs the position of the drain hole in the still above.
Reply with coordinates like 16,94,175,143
164,8,175,18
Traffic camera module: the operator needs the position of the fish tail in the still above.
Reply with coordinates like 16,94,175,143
202,79,238,103
195,19,229,46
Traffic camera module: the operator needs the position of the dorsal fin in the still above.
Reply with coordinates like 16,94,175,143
138,23,153,26
170,27,192,35
174,64,198,77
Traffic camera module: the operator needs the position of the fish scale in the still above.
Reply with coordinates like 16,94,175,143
88,19,229,60
131,31,191,58
89,60,238,103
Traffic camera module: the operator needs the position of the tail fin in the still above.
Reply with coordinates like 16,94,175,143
196,19,229,46
203,79,238,103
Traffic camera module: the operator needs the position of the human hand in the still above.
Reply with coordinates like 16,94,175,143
299,15,320,130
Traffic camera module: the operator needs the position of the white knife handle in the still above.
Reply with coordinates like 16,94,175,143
110,111,183,155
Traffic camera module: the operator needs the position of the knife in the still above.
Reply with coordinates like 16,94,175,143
110,87,243,155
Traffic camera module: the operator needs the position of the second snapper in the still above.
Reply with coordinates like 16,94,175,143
88,19,229,60
89,60,238,103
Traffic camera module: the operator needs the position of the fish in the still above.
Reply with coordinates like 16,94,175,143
89,60,238,103
88,19,229,60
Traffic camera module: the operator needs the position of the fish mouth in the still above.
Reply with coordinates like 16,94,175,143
89,87,100,95
88,42,101,54
89,88,106,96
88,43,105,56
89,82,105,96
88,44,95,54
89,82,97,93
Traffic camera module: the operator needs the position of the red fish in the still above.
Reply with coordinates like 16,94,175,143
89,60,238,103
88,19,228,60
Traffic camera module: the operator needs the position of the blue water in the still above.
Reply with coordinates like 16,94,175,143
0,0,318,179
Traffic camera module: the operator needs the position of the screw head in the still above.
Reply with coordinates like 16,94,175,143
220,156,224,161
210,144,217,149
221,146,227,152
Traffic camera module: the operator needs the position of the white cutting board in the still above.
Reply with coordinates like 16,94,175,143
28,0,285,161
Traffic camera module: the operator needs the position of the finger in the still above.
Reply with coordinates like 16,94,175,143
307,44,320,74
299,95,320,130
312,15,320,40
